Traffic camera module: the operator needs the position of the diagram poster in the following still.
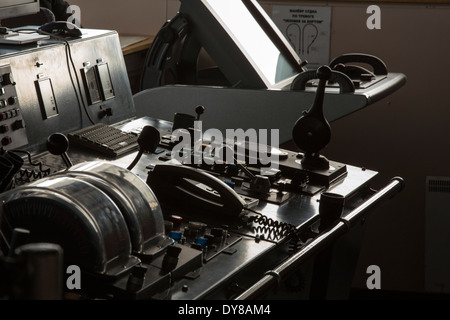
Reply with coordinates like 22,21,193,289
272,6,331,70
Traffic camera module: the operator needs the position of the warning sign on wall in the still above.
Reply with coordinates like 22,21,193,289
272,6,331,70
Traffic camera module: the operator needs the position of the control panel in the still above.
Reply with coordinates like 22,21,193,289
0,28,405,301
0,64,28,150
81,58,115,107
0,29,135,154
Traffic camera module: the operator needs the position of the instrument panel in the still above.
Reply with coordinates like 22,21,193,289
0,29,404,301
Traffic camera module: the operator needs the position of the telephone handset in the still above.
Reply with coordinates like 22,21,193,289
146,164,247,220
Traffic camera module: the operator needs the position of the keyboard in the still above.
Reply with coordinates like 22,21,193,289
68,123,139,158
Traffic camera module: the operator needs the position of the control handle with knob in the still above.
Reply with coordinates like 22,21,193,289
47,132,73,169
292,65,333,170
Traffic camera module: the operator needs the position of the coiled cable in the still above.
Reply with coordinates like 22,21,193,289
245,208,297,242
11,150,51,184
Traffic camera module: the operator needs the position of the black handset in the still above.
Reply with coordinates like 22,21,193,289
146,164,246,220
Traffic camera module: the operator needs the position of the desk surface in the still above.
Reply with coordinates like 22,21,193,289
119,34,154,56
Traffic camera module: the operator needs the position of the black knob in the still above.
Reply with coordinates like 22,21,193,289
127,125,160,170
168,215,183,231
1,73,15,86
195,105,205,120
0,124,9,133
47,133,73,168
47,133,69,155
1,136,11,146
7,96,17,106
138,125,160,153
318,192,345,232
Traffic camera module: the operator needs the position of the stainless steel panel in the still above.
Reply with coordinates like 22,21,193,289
0,29,135,153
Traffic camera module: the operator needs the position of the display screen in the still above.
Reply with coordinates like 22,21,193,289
203,0,298,86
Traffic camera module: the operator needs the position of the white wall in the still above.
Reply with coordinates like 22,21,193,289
69,0,180,36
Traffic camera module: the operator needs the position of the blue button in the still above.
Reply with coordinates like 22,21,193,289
194,237,207,248
224,180,235,189
169,231,182,242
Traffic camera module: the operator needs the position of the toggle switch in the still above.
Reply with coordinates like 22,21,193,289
0,124,9,133
162,245,182,272
168,215,183,230
1,136,12,146
7,96,17,106
1,73,15,86
168,231,182,243
11,119,24,131
126,265,148,293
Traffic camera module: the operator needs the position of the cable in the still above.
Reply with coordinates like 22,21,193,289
16,28,95,125
244,207,297,242
9,150,51,184
12,150,51,174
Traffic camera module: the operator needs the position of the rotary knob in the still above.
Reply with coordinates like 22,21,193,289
1,73,15,86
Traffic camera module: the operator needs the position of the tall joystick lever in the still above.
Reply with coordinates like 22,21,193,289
292,65,332,170
127,125,161,170
47,133,73,169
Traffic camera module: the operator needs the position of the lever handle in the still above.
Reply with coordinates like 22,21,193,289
128,125,161,170
292,66,332,155
308,66,332,120
195,105,205,120
47,133,73,169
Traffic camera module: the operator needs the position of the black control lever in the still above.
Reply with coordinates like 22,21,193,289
292,65,332,170
47,133,73,169
127,125,161,170
195,105,205,120
219,145,271,194
189,105,205,146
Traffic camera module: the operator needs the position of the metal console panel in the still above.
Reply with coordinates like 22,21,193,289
0,29,135,153
0,113,404,300
134,72,406,143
